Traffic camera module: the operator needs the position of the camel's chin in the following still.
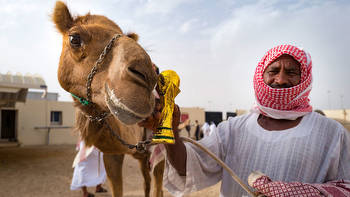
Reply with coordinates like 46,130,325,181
105,83,153,125
107,102,143,125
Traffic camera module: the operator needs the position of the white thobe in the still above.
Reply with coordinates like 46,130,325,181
209,123,217,136
163,112,350,197
202,123,210,137
71,142,107,190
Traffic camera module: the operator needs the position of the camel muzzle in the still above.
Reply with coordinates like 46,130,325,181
105,83,154,125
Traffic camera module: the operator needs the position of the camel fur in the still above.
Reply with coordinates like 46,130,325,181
52,1,165,196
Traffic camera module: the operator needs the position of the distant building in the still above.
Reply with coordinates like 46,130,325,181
323,109,350,131
180,107,206,124
0,72,255,146
226,112,237,119
205,111,223,126
0,73,76,146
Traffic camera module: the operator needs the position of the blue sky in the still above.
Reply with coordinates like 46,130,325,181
1,0,349,112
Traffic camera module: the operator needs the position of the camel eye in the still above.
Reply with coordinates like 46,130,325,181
69,34,81,48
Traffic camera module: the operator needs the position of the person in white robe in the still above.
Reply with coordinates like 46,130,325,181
71,140,107,197
163,112,350,196
139,45,350,197
208,121,216,136
201,122,210,137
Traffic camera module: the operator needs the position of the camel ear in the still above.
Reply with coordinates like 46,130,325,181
52,1,73,34
127,33,139,42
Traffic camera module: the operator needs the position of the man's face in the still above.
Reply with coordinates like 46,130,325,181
263,54,301,88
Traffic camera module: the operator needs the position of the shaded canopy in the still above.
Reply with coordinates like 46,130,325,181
0,72,46,107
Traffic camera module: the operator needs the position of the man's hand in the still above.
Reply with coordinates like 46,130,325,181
248,171,321,197
138,99,181,134
171,104,181,133
248,171,350,197
139,99,186,175
138,99,162,131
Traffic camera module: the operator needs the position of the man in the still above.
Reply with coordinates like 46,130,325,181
140,45,350,196
184,119,192,137
201,122,210,138
194,120,201,140
209,121,216,136
71,140,107,197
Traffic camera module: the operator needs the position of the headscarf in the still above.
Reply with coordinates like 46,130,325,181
252,44,313,120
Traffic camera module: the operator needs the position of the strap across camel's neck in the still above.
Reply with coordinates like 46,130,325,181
71,93,91,106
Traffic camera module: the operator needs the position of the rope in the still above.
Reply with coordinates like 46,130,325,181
180,136,262,197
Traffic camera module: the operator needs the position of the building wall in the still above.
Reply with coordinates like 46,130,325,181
236,109,248,116
179,107,205,138
15,100,77,146
6,99,206,146
323,109,350,131
180,107,205,125
4,96,253,146
323,109,350,121
26,91,59,101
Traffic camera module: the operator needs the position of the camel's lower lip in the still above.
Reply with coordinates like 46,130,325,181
104,83,149,125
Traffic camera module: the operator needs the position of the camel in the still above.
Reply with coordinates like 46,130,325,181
52,1,165,196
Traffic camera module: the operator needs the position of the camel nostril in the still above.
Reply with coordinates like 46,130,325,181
128,67,147,81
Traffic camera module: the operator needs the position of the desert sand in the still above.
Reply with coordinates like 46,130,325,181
0,144,220,197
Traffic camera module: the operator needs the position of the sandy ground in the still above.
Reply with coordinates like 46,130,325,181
0,144,220,197
1,122,348,197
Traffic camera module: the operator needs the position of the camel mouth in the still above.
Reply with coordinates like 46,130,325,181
127,67,151,90
105,83,151,125
128,67,147,83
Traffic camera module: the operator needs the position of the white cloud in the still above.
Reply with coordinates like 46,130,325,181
1,0,349,111
142,0,189,14
179,18,198,33
208,0,350,109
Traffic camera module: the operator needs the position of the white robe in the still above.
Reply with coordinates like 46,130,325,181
71,141,107,190
201,122,210,137
209,123,217,136
163,112,350,197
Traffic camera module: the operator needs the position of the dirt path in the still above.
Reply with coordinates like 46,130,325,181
1,122,348,197
0,145,220,197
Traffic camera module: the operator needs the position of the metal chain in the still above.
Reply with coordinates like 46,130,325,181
81,34,151,153
82,111,151,153
86,34,123,103
85,111,111,122
105,121,151,153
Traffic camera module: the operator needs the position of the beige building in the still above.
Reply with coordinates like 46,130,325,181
180,107,206,125
0,72,209,146
323,109,350,122
323,109,350,131
0,73,77,146
6,71,346,147
14,98,77,146
13,73,345,146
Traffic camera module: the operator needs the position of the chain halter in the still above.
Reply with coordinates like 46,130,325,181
71,34,122,106
72,34,150,153
86,34,122,104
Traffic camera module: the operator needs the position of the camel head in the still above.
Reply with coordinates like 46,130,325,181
52,1,157,125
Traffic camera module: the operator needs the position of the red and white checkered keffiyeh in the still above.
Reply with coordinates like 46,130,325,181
252,44,313,120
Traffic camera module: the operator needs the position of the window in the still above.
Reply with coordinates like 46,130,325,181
50,111,62,125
